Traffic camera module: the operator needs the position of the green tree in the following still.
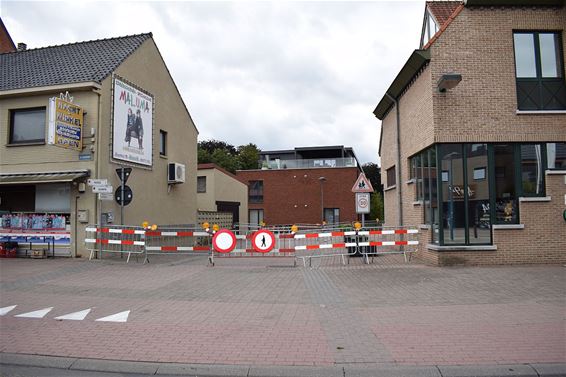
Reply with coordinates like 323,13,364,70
370,192,384,223
237,143,261,170
362,162,383,194
211,148,238,173
197,148,212,164
198,139,237,156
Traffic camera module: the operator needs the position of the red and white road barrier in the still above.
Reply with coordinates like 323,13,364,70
85,226,146,263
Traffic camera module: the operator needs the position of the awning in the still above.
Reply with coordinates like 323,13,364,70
0,170,90,185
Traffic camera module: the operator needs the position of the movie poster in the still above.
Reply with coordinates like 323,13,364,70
112,77,153,167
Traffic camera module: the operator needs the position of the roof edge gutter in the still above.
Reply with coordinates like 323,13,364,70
0,81,102,98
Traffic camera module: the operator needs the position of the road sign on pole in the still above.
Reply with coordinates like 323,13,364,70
114,185,133,206
251,230,276,253
92,185,113,193
352,173,374,193
116,167,132,184
212,230,237,253
356,192,371,214
87,179,108,186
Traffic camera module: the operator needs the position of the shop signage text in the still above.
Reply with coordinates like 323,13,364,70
48,96,84,151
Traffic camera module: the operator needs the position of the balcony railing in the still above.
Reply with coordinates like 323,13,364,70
260,157,357,170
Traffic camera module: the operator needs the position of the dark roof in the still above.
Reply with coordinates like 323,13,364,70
427,1,462,26
465,0,564,5
373,49,431,121
0,33,152,91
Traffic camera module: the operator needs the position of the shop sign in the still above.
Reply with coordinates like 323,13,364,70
48,94,83,151
111,76,153,167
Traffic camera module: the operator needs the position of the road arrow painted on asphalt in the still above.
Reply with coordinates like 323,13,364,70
54,308,92,321
0,305,17,316
95,310,130,323
15,307,53,318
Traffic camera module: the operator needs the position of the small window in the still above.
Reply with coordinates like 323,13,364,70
159,130,167,156
197,176,206,193
249,180,263,203
513,32,566,110
546,142,566,170
386,166,396,188
9,107,46,144
520,144,544,196
324,208,340,224
249,209,264,225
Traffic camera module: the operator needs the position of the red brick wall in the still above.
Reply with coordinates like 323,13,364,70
237,168,360,225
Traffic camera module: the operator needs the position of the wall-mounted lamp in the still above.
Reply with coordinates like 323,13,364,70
437,73,462,92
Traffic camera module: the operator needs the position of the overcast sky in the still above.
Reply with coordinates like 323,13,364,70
1,1,425,164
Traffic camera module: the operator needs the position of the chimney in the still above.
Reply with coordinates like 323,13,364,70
17,42,27,51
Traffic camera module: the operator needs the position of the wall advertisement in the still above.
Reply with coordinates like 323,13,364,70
47,97,84,151
112,77,153,167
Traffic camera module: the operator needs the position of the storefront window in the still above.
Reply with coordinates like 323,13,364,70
520,144,544,196
494,144,518,224
440,144,465,245
546,142,566,169
466,144,490,244
429,147,439,243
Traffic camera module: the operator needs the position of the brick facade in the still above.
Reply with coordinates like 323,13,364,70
236,167,360,225
378,2,566,265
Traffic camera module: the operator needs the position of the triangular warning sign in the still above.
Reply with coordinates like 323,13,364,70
351,173,374,193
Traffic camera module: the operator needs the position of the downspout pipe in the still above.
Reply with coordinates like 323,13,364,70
384,92,403,227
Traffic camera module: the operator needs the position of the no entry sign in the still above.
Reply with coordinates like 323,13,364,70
212,229,237,253
251,229,276,253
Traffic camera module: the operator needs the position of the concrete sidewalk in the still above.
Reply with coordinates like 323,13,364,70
1,353,565,377
1,255,565,371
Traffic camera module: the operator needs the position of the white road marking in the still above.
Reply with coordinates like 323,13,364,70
0,305,17,316
54,308,92,321
95,310,130,323
15,307,53,318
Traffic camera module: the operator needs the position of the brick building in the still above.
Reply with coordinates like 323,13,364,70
236,146,363,226
374,0,566,265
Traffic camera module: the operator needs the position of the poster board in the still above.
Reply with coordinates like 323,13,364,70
111,76,153,167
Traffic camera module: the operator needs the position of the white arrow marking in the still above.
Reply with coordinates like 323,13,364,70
0,305,17,316
54,308,92,321
95,310,130,323
15,307,53,318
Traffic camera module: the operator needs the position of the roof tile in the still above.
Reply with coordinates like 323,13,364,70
0,33,152,91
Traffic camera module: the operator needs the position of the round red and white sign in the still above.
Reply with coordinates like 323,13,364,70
251,229,276,253
212,229,237,253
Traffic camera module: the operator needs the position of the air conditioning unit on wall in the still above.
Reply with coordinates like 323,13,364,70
168,162,186,184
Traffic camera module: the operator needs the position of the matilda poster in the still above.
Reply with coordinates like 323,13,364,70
112,77,153,167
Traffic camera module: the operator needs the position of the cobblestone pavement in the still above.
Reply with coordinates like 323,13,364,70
0,254,564,367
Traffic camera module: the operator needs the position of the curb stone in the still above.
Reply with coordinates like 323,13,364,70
0,353,564,377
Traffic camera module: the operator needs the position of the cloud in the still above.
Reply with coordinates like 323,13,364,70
2,1,424,164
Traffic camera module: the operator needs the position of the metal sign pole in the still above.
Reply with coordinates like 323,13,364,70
120,167,125,225
99,197,103,260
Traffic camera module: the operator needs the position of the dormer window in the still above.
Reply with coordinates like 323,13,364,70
421,10,439,48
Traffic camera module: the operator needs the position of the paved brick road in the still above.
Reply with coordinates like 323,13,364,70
0,255,564,367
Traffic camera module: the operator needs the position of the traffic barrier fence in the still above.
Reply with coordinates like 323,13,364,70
85,223,418,266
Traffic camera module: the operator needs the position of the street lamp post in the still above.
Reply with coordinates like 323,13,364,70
319,177,326,224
